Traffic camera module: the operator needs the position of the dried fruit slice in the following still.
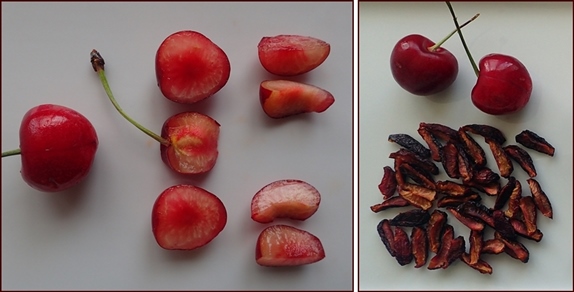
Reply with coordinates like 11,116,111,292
393,226,413,266
411,227,428,268
378,166,397,199
485,138,513,178
462,124,506,145
493,177,517,210
152,185,227,250
370,196,410,213
527,178,553,219
515,130,555,156
504,145,537,177
377,219,396,257
458,128,487,167
481,238,506,254
427,210,447,253
256,225,325,266
251,179,321,223
519,196,538,235
258,35,330,76
461,253,493,274
388,133,431,158
389,209,431,227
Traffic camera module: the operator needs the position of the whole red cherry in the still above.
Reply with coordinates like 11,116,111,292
2,104,99,192
390,34,458,96
471,53,532,115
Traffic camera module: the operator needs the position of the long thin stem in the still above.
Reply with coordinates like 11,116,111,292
2,148,21,157
446,1,480,77
90,50,169,146
429,13,480,51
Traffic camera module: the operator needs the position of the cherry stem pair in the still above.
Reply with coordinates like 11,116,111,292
429,12,479,52
90,50,170,146
446,1,480,77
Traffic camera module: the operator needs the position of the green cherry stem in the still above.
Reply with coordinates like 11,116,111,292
428,13,480,52
90,49,170,146
2,148,21,157
446,1,480,77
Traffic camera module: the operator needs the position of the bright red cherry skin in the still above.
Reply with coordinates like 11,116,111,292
390,34,459,96
471,53,532,115
19,104,99,192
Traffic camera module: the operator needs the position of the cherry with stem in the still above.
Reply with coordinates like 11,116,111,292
90,50,221,174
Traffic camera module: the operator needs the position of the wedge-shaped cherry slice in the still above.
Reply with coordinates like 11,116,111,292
152,185,227,250
260,80,335,118
256,225,325,267
156,30,231,104
251,179,321,223
258,35,330,76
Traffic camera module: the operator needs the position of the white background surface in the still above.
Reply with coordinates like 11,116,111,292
359,2,572,291
1,2,353,290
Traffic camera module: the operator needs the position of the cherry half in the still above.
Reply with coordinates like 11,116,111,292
2,104,99,192
447,2,532,115
390,14,479,96
90,50,220,174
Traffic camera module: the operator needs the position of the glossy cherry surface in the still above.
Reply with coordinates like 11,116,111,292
19,104,98,192
390,34,458,96
471,53,532,115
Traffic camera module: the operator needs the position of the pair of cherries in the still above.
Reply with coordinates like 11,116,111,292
390,2,532,116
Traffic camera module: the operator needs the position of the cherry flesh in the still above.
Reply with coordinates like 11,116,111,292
471,54,532,115
4,104,99,192
390,34,458,96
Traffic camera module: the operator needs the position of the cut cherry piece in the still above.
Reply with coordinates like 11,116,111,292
251,179,321,223
260,80,335,118
155,30,231,104
258,35,330,76
151,184,227,250
2,104,99,192
255,225,325,267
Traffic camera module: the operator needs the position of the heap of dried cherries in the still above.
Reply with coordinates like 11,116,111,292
371,122,555,274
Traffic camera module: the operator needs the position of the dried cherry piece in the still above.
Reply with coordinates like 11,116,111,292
504,145,537,177
436,193,482,208
519,195,538,236
419,122,459,142
485,138,513,178
468,230,484,265
370,196,410,213
393,226,413,266
447,207,485,232
492,210,517,240
389,149,439,175
458,128,487,167
457,145,475,183
397,183,434,210
509,217,543,242
427,209,447,254
493,176,517,210
527,178,553,219
436,180,471,196
440,142,460,179
428,225,465,270
462,124,506,145
378,166,397,199
472,167,500,185
467,180,500,196
388,133,431,159
411,226,428,268
504,179,523,219
417,127,442,162
398,163,436,190
376,219,395,257
389,209,431,227
461,253,493,274
495,232,529,263
481,238,505,254
457,201,494,227
515,129,555,157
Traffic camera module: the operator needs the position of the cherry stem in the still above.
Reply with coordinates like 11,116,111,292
2,149,21,157
428,13,480,52
446,1,480,77
90,50,170,146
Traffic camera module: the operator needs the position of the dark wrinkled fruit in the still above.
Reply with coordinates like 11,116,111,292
447,207,485,232
377,219,395,257
493,177,516,210
468,230,483,265
485,138,513,178
461,253,493,274
389,209,431,227
436,180,471,196
399,163,436,190
504,179,523,219
462,124,506,145
481,238,505,254
527,178,553,219
393,226,413,266
390,149,439,175
504,145,537,177
397,183,434,210
417,127,442,162
420,122,459,142
492,210,516,240
411,227,428,268
370,196,410,213
458,128,487,167
427,209,447,253
519,196,538,236
378,166,397,199
388,133,431,159
440,142,460,179
515,130,555,156
509,218,543,242
437,193,482,208
495,232,529,263
428,225,465,270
